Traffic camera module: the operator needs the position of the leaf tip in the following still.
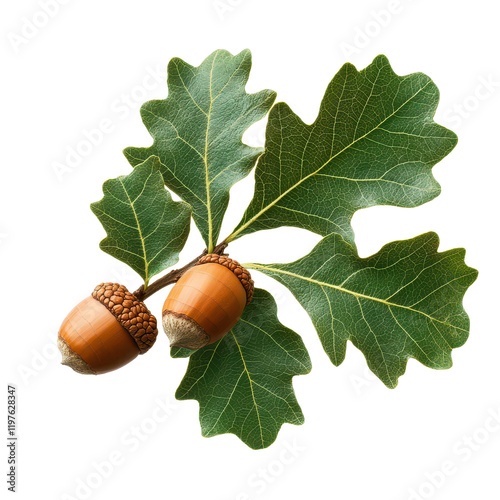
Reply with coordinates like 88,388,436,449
240,47,252,59
372,53,390,68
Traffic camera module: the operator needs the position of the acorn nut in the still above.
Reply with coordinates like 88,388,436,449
162,254,254,350
58,283,158,375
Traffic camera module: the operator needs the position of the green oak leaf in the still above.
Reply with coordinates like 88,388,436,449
171,346,194,359
91,156,191,286
124,49,276,252
175,288,312,449
228,55,457,245
248,233,477,388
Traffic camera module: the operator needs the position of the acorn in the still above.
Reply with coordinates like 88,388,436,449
162,254,254,349
58,283,158,375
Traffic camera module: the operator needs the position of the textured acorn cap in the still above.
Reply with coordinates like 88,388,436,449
92,282,158,353
197,254,254,304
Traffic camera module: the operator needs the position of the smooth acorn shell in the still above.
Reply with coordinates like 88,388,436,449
58,296,140,374
162,263,247,349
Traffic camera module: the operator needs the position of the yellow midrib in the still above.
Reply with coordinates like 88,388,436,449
247,263,468,333
119,178,149,287
204,52,217,253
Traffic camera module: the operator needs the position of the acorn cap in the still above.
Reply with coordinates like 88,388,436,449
197,254,254,304
92,283,158,353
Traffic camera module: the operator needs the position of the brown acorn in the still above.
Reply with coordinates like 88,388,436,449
58,283,158,375
162,254,254,349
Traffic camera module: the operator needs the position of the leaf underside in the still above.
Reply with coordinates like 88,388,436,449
175,288,312,449
249,232,477,388
124,49,276,251
229,54,457,245
91,156,191,285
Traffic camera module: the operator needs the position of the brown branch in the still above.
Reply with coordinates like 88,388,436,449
133,241,228,302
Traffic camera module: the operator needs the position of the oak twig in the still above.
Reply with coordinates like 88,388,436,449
133,241,228,301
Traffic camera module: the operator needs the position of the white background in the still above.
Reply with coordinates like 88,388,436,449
2,1,499,499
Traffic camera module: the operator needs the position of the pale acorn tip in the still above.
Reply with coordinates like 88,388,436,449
57,335,95,375
162,311,210,350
